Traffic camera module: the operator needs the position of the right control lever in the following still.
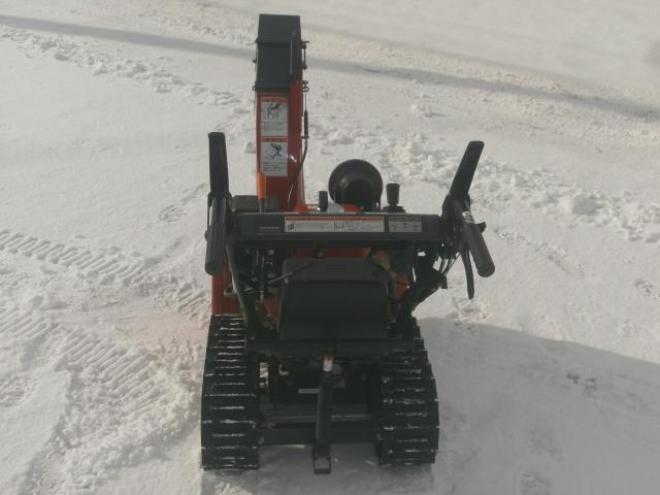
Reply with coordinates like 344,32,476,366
442,141,495,298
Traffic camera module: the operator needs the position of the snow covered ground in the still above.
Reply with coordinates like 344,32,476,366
1,0,660,493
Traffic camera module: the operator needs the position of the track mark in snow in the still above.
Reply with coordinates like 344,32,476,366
0,374,31,408
0,28,240,106
0,229,149,285
43,331,196,493
0,306,61,370
493,227,585,276
446,297,490,332
440,318,660,427
158,183,205,223
156,280,209,325
0,305,197,494
516,354,660,421
562,364,660,422
0,228,211,325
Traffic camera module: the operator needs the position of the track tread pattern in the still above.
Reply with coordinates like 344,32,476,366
378,320,439,466
201,315,260,470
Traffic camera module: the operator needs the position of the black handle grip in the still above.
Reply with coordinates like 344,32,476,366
452,200,494,277
205,197,227,275
449,141,484,199
209,132,229,197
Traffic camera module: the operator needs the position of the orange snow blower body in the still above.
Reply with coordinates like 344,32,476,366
201,14,494,474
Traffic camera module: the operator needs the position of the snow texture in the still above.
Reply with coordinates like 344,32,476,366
1,0,660,493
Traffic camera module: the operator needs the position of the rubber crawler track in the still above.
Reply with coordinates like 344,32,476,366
201,316,260,470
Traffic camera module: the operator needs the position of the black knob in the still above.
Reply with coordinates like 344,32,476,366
386,183,400,207
318,191,329,212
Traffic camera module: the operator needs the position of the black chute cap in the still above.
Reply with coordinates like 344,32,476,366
328,159,383,211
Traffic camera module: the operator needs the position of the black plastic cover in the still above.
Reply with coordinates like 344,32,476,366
255,14,302,90
278,258,389,339
208,132,229,197
231,195,279,213
328,159,383,211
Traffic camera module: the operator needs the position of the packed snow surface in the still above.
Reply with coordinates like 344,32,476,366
1,0,660,493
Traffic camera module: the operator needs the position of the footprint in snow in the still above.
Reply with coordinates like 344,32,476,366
526,424,562,460
634,278,660,301
566,372,599,397
519,471,552,495
158,204,185,223
0,374,31,409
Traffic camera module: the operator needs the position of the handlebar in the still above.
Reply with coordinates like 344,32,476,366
205,132,230,276
440,141,495,299
205,197,227,275
451,199,495,277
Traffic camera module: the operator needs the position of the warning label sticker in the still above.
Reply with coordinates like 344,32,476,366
261,140,288,177
388,217,423,233
260,97,288,137
284,216,385,233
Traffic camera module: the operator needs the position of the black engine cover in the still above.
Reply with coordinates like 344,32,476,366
278,258,390,339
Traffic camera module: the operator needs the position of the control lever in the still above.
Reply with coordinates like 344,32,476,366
452,199,495,278
459,249,475,299
442,141,495,297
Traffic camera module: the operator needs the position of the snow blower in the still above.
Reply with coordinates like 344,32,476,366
201,14,494,474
